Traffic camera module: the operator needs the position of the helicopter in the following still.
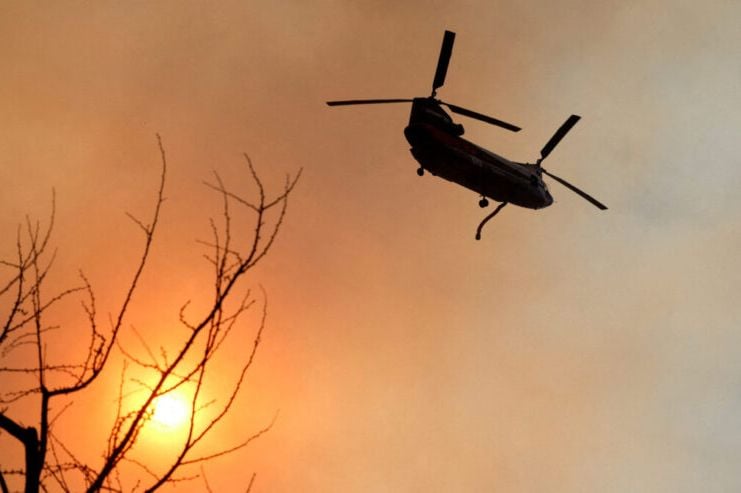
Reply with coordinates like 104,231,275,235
326,30,607,240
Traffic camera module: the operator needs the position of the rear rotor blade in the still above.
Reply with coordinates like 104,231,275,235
442,102,521,132
326,99,413,106
542,169,607,210
540,114,581,161
432,30,456,95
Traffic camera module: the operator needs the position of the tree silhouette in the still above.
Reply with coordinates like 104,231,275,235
0,136,300,492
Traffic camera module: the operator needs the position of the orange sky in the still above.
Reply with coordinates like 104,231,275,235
2,1,741,491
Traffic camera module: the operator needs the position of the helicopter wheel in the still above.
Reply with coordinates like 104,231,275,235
478,197,489,208
416,168,424,177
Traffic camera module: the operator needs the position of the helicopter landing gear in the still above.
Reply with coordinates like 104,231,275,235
416,167,425,176
475,202,507,241
478,197,489,208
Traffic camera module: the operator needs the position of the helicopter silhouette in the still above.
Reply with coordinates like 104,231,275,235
327,30,607,240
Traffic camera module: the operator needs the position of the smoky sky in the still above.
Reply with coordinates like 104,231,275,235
2,1,741,491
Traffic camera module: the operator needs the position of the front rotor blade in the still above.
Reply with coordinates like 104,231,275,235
443,102,521,132
542,169,607,210
540,114,581,160
432,30,456,95
326,99,413,106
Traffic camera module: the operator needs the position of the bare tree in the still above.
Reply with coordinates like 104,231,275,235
0,136,300,492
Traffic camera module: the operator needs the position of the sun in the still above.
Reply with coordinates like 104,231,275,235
151,393,190,429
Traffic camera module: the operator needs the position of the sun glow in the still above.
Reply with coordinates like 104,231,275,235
152,393,191,429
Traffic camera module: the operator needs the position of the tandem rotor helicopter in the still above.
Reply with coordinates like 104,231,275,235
327,30,607,240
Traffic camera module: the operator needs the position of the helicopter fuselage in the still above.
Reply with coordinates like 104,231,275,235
403,98,553,209
327,30,605,239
